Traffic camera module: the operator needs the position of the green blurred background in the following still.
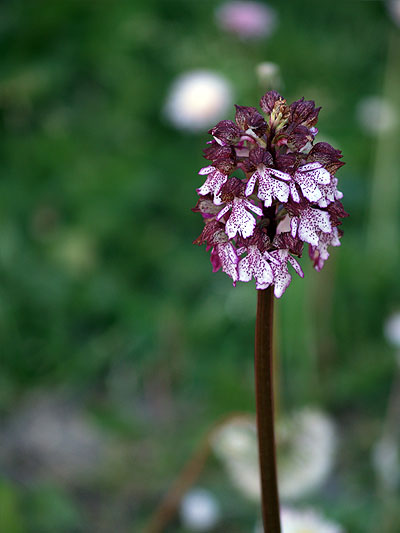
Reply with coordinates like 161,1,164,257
0,1,399,532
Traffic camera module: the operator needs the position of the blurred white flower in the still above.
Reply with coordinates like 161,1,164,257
216,2,278,40
180,488,220,531
164,71,233,132
372,435,400,491
255,507,345,533
210,408,337,502
384,312,400,350
256,62,282,90
387,0,400,26
277,408,337,500
211,416,260,500
356,96,397,135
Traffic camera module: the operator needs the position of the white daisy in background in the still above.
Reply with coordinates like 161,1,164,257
164,70,233,132
211,416,260,500
180,488,220,531
215,2,278,40
386,0,400,26
277,408,337,500
210,408,337,501
256,62,282,90
254,507,345,533
356,96,397,135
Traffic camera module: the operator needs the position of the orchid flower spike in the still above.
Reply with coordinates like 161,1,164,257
193,91,348,298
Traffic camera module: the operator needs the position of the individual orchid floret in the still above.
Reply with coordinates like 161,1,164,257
245,166,291,207
197,165,228,202
258,250,304,299
193,90,347,297
210,242,239,284
291,162,331,202
215,178,263,239
238,245,274,289
317,177,343,208
289,205,332,247
194,220,239,284
309,227,341,272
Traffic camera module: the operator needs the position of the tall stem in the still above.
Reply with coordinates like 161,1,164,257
255,287,281,532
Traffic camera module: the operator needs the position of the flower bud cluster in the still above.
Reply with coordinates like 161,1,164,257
193,91,348,297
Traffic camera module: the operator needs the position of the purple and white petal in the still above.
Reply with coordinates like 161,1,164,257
266,249,304,298
287,254,304,278
293,170,322,202
216,204,231,221
289,181,301,203
225,198,257,239
245,171,259,197
298,162,331,184
238,253,253,282
244,199,263,217
214,242,239,283
297,207,332,246
268,168,291,181
248,166,290,207
239,246,274,287
270,175,290,203
309,227,341,271
290,217,299,238
258,171,289,207
197,168,228,201
268,251,292,298
198,165,215,175
317,177,343,208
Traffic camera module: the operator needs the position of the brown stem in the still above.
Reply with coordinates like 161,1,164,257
255,287,281,533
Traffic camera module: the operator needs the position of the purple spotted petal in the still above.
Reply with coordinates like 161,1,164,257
309,227,341,271
225,198,258,239
266,249,304,298
317,177,343,208
290,217,298,238
197,168,228,201
297,207,331,246
268,168,291,181
245,171,258,196
244,199,263,217
293,168,322,202
238,245,273,287
268,250,292,298
198,165,215,175
289,181,301,202
246,166,290,207
216,204,231,221
212,242,239,284
298,162,331,184
287,254,304,278
258,168,290,207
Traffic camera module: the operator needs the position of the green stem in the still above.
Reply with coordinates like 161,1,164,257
255,287,281,532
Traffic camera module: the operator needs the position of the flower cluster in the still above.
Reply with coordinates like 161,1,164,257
193,91,348,297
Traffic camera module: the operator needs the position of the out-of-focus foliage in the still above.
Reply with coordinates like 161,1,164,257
0,1,399,532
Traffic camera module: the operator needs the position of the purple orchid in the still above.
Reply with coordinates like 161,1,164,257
193,91,348,297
